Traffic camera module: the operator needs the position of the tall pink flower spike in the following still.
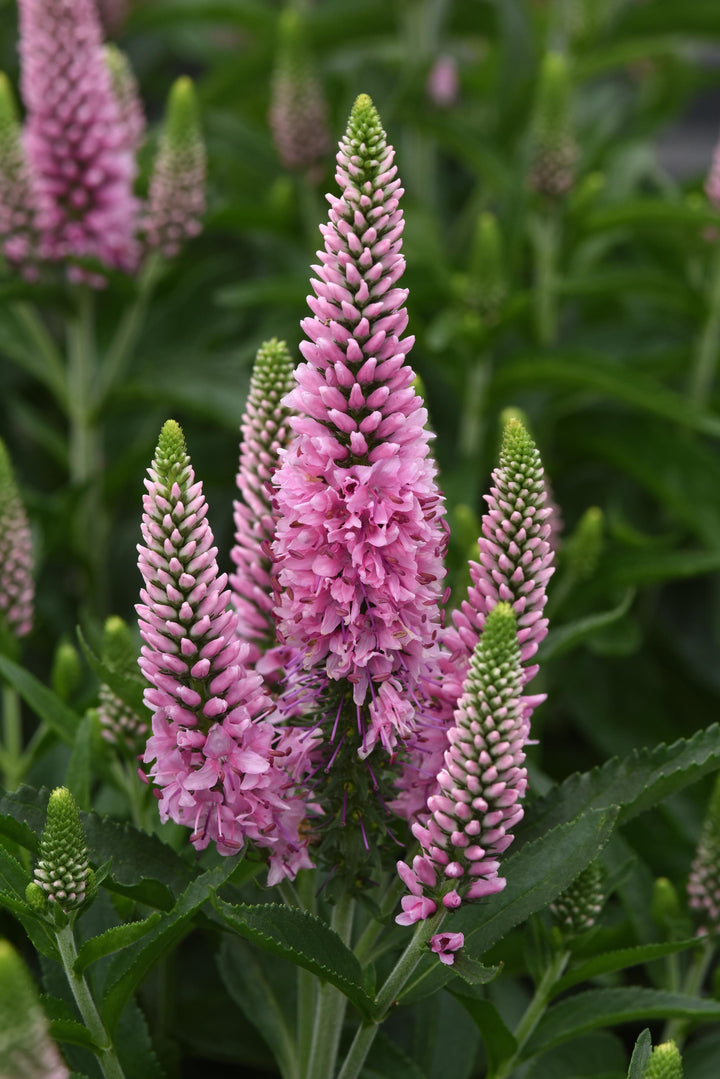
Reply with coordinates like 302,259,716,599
272,93,448,761
396,602,527,926
0,438,34,641
0,73,40,278
394,414,554,822
230,338,297,674
137,420,312,885
18,0,139,282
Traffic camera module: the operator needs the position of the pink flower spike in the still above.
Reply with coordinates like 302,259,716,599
230,339,297,672
137,420,312,884
0,438,34,641
430,931,464,965
269,7,330,179
0,73,41,279
18,0,139,280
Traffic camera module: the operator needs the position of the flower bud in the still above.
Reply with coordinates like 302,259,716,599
31,787,92,921
528,52,578,199
642,1041,683,1079
0,438,34,644
550,860,605,936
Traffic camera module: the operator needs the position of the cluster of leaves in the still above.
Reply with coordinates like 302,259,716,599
3,0,720,1077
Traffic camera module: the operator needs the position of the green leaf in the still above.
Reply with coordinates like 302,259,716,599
400,808,617,1005
525,989,720,1059
48,1018,101,1052
101,861,236,1033
0,655,78,744
452,997,517,1075
64,712,93,812
554,938,705,997
217,937,297,1079
212,897,375,1018
363,1032,429,1079
451,954,502,987
0,841,30,897
0,888,60,960
114,998,166,1079
73,913,163,974
627,1029,652,1079
76,626,146,717
492,355,720,439
594,548,720,589
585,199,720,234
517,725,720,847
541,590,635,662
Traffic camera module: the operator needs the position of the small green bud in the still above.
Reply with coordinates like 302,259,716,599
468,212,506,315
32,787,92,921
651,877,682,929
563,507,604,582
24,881,47,914
550,861,605,937
529,51,578,199
50,639,82,703
0,939,70,1078
101,615,136,672
164,76,201,151
642,1040,683,1079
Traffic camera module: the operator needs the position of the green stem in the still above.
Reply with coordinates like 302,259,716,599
1,684,22,789
307,894,356,1079
354,874,405,964
689,243,720,406
663,938,715,1047
491,949,571,1079
55,922,127,1079
531,212,560,348
336,909,445,1079
298,871,318,1078
95,254,162,407
458,355,490,462
12,303,67,407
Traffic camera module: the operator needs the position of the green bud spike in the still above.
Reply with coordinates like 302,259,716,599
50,639,82,703
550,860,605,936
475,602,519,672
469,212,506,314
529,51,578,198
0,939,70,1078
32,787,92,921
563,507,604,581
154,419,189,480
164,76,201,151
344,94,387,186
642,1041,683,1079
0,72,19,133
688,772,720,933
651,877,682,930
101,615,136,672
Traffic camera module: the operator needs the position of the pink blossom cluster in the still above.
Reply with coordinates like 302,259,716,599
426,56,459,109
0,439,34,640
272,94,448,759
138,420,312,884
269,8,330,178
706,133,720,210
0,74,40,277
687,774,720,935
396,602,527,924
18,0,139,282
230,339,297,671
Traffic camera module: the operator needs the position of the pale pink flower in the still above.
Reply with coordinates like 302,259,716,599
430,931,464,965
426,56,459,109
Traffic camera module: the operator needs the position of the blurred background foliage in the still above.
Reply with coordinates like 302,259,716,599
3,0,720,1068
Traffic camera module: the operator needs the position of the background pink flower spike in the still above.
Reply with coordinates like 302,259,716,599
396,603,527,923
137,420,312,884
18,0,139,282
230,339,297,675
0,438,34,641
271,93,448,760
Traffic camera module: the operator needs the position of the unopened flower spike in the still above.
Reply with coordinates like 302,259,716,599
550,860,605,937
706,131,720,211
0,940,70,1078
103,44,145,155
642,1041,683,1079
96,615,147,757
269,6,330,178
687,772,720,935
0,438,34,644
272,94,448,882
143,76,206,259
397,603,527,925
230,339,297,674
563,506,604,582
25,787,93,923
0,73,40,278
137,421,311,884
18,0,139,283
468,211,506,318
528,51,578,199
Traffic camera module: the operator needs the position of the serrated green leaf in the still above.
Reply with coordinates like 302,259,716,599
101,862,236,1033
73,913,163,975
217,937,297,1079
47,1018,100,1052
554,938,704,997
541,590,635,662
453,996,516,1074
64,712,93,812
400,808,617,1005
450,954,501,987
626,1029,652,1079
212,897,375,1019
492,355,720,439
517,725,720,847
526,989,720,1059
114,998,166,1079
0,889,59,960
76,626,146,717
0,656,78,744
0,841,29,896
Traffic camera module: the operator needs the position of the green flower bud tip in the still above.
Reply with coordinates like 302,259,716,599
469,212,506,311
550,860,605,935
534,51,573,139
154,420,189,479
25,881,47,913
0,72,19,132
0,939,70,1079
50,639,82,702
165,76,201,148
564,506,604,580
651,877,682,927
33,787,91,914
102,615,135,671
642,1040,683,1079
